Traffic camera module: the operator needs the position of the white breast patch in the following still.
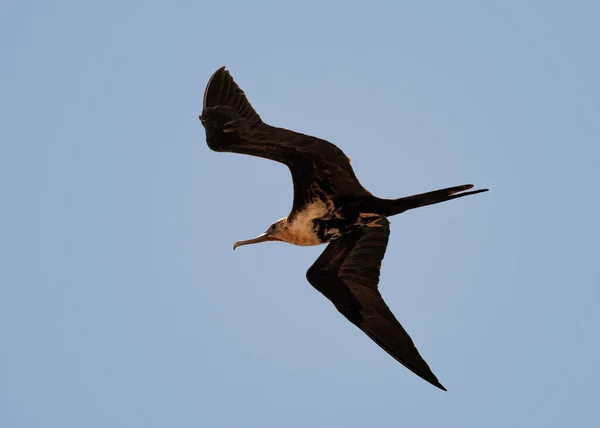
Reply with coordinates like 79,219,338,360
278,199,332,246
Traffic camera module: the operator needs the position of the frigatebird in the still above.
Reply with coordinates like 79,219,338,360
199,67,487,391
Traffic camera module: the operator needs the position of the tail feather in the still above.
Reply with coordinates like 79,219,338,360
380,184,488,216
201,66,262,128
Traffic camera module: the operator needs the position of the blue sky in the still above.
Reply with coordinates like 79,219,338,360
2,1,599,427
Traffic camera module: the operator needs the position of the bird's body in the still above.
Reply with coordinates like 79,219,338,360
273,198,384,246
200,67,488,391
279,199,335,246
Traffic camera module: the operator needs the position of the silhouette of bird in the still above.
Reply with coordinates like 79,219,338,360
199,67,488,391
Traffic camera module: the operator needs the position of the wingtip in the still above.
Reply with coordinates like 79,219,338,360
423,374,447,391
203,66,229,109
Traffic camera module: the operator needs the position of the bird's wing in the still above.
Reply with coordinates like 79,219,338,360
200,67,371,210
306,217,447,391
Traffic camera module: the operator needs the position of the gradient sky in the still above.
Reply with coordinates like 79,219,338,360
2,1,599,427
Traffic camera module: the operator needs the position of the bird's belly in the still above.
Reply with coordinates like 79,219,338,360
277,224,323,246
281,199,334,246
282,216,360,246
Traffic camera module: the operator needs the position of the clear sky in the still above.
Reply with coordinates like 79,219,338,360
2,1,599,427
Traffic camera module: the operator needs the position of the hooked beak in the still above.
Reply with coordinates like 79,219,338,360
233,233,276,250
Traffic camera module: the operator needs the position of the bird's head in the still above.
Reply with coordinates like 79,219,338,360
233,218,288,250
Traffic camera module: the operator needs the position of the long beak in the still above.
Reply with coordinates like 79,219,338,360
233,233,274,250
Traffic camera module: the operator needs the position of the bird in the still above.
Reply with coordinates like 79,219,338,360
199,66,488,391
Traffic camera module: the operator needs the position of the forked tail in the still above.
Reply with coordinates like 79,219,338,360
378,184,488,217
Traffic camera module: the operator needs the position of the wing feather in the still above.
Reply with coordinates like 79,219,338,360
306,218,447,391
200,67,370,209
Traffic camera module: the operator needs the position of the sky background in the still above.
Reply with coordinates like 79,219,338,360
2,1,599,427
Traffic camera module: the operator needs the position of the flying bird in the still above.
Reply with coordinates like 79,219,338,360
199,67,488,391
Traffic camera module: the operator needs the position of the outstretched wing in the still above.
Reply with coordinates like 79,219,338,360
200,67,370,210
306,217,447,391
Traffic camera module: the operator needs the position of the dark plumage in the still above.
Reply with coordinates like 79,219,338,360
199,66,488,391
